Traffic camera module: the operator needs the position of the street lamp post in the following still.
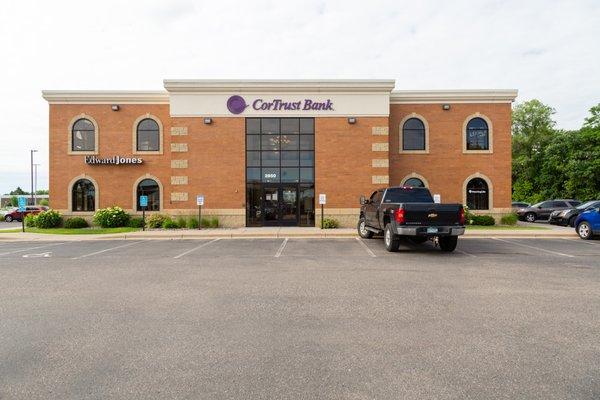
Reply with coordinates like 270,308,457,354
30,149,37,205
33,163,40,205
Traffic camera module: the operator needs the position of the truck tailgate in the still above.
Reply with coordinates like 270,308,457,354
403,203,462,226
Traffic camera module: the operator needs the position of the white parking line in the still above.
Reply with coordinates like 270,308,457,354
274,238,288,258
0,242,66,256
355,238,377,258
566,238,600,247
492,238,575,258
173,238,220,259
72,241,144,259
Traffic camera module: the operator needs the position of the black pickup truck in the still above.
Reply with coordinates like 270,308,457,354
357,186,465,252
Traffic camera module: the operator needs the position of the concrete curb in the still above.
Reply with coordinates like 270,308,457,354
0,229,579,241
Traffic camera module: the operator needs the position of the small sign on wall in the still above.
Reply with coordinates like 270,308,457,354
319,194,327,205
433,194,441,204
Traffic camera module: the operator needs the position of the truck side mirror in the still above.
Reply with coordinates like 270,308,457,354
360,195,367,205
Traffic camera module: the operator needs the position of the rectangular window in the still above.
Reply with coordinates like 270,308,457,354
281,118,300,134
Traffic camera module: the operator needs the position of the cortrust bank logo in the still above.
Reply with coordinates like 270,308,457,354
226,95,334,114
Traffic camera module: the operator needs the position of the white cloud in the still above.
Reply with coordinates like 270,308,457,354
0,0,599,194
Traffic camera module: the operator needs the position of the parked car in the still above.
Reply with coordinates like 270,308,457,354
3,206,47,222
549,200,600,227
512,201,530,210
358,186,465,252
516,199,581,222
574,207,600,240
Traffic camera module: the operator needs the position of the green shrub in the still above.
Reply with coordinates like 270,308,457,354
93,206,130,228
321,218,339,229
39,199,49,206
209,217,219,228
186,217,199,229
35,210,62,229
162,219,179,229
146,213,171,229
176,216,187,229
200,217,211,228
470,215,496,226
10,196,18,207
500,213,518,226
25,213,38,227
128,217,145,228
64,217,88,229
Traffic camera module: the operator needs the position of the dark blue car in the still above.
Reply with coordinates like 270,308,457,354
574,207,600,240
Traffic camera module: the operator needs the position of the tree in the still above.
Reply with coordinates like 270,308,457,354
9,187,28,195
512,101,600,202
511,100,557,202
583,104,600,130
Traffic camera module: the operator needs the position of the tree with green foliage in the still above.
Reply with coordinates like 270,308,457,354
512,100,600,202
512,99,557,202
9,187,28,195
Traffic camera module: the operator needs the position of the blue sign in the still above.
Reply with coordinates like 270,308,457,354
139,195,148,207
18,197,26,212
196,195,204,206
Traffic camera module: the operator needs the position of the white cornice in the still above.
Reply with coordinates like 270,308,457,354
390,89,518,104
163,79,397,93
42,91,169,104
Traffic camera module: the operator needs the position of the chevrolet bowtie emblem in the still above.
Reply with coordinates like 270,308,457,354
428,212,438,218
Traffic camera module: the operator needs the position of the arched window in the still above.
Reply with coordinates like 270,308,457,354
136,118,160,151
72,118,95,151
466,117,489,150
404,177,425,188
402,118,426,151
137,179,160,211
72,179,95,211
466,178,489,210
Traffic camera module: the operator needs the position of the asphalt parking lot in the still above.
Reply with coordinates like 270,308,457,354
1,237,600,399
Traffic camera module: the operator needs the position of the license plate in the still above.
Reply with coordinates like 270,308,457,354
426,227,438,234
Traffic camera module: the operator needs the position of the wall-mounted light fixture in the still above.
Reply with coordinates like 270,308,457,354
442,104,451,110
111,105,120,111
203,117,213,125
348,117,357,124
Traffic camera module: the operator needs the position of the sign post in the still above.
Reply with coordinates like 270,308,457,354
18,197,26,233
139,195,148,231
196,195,205,230
319,194,326,229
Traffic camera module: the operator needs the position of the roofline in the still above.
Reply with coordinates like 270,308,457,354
163,79,397,93
390,89,518,104
42,90,169,104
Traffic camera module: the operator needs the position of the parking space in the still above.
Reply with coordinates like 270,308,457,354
0,237,600,263
2,236,600,399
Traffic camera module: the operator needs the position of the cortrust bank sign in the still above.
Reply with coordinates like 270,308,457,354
226,95,334,114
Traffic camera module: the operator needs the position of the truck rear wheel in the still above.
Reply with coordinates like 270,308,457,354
357,216,374,239
439,236,458,252
384,224,400,252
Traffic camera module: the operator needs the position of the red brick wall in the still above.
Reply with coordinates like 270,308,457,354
315,117,389,208
389,103,512,209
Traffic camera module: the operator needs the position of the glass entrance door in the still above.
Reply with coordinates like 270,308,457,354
262,185,299,226
263,186,279,225
280,185,298,226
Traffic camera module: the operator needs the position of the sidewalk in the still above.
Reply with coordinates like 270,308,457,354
0,226,578,241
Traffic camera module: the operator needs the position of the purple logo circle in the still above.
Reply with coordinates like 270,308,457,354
227,95,247,114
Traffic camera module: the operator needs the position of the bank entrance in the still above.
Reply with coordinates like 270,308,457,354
246,118,315,227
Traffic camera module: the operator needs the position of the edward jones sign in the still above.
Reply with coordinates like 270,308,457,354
227,95,334,115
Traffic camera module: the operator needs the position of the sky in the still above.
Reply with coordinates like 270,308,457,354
0,0,599,195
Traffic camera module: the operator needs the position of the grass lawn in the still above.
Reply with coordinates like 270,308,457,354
466,225,549,230
0,227,140,234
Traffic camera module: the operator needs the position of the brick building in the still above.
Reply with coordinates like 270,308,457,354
42,80,517,227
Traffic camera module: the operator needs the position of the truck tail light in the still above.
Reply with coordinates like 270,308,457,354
459,206,466,225
394,208,405,224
